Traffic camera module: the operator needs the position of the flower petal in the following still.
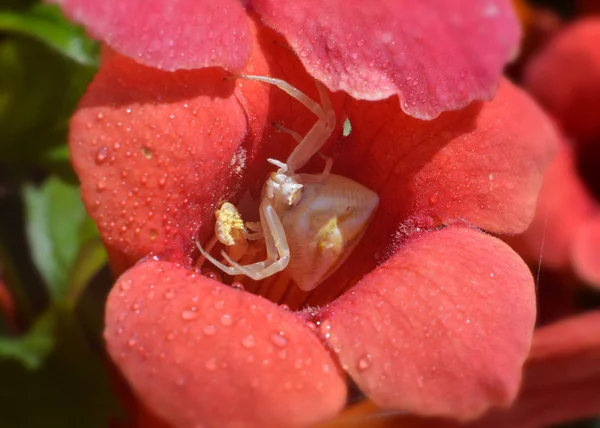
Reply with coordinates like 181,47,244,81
338,78,557,236
69,53,256,268
250,0,520,119
573,215,600,288
50,0,252,71
508,142,597,269
319,226,535,420
69,20,346,273
524,18,600,143
319,312,600,428
105,260,347,428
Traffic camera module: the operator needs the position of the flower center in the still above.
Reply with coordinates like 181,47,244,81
197,239,364,311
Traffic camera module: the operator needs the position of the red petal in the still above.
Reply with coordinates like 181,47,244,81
70,53,256,267
50,0,252,71
319,226,535,420
105,260,347,427
70,20,346,273
251,0,520,119
573,215,600,288
338,78,557,237
524,18,600,143
324,312,600,428
509,142,597,269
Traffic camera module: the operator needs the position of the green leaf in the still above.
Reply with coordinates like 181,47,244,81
0,308,122,427
23,177,106,305
0,3,99,66
0,308,56,370
0,32,96,165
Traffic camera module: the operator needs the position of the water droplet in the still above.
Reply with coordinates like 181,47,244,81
164,288,175,299
429,193,439,205
270,332,288,348
95,147,109,164
488,173,495,181
149,229,158,240
166,330,176,340
205,358,218,371
127,337,137,347
220,314,232,326
214,300,225,310
96,177,107,191
319,320,332,340
241,335,255,349
203,324,216,336
141,146,153,159
202,269,223,283
120,280,131,291
357,354,373,371
181,308,198,320
231,282,245,291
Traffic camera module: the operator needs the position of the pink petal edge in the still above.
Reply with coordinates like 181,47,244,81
251,0,520,119
50,0,252,71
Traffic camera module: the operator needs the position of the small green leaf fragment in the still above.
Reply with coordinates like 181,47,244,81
0,3,99,66
24,177,105,304
0,309,56,370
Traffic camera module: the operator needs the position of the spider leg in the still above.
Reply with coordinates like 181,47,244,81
218,203,290,281
239,75,336,174
274,121,333,183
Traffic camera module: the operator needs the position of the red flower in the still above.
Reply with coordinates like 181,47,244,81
513,19,600,288
330,311,600,428
58,1,558,426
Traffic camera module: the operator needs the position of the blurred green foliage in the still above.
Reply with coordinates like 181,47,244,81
0,1,120,426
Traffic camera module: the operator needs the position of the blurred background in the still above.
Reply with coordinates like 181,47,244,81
0,0,598,426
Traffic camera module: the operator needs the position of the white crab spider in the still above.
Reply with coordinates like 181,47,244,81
196,75,379,291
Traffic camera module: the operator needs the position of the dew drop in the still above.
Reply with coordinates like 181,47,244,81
202,269,223,283
220,314,232,326
120,280,132,291
357,354,373,371
95,146,109,164
203,324,216,336
241,335,255,349
270,332,288,348
164,288,175,299
96,177,107,192
181,308,198,320
231,282,245,291
429,193,439,205
141,146,153,159
319,320,332,340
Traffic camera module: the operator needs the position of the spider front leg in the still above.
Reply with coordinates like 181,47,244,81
196,201,290,280
272,122,333,182
239,75,336,174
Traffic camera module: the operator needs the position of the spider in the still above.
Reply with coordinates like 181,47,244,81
196,75,379,291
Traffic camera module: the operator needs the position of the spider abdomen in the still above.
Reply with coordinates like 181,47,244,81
282,174,379,291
